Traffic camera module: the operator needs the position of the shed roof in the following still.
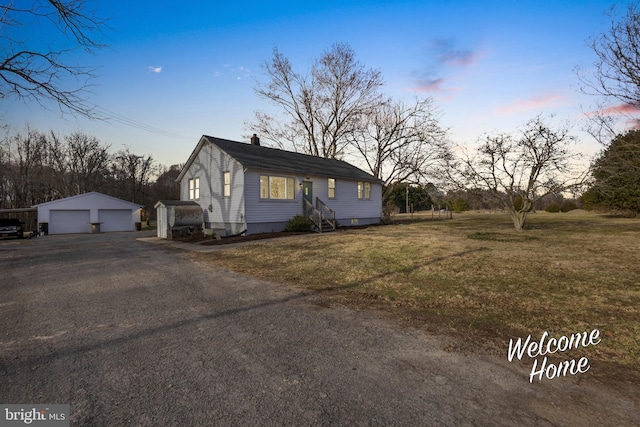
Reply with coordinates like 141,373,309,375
154,200,200,208
177,136,379,182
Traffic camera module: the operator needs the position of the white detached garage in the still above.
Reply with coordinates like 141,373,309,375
34,192,143,235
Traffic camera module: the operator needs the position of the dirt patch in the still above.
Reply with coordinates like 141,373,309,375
201,231,312,245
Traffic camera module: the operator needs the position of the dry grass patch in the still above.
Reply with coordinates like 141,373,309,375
192,212,640,380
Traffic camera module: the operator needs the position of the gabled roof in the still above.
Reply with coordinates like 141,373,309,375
177,135,379,182
33,191,143,208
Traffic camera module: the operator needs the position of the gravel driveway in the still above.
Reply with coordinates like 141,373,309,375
1,232,638,426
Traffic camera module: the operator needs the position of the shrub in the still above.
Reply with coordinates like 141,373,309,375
285,215,313,232
545,202,561,213
452,197,468,213
560,200,578,213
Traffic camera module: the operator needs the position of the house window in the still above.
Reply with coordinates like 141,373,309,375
328,178,336,199
358,181,371,200
223,172,231,197
189,177,200,200
260,175,295,200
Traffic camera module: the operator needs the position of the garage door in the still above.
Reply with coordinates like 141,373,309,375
49,210,90,234
98,209,132,232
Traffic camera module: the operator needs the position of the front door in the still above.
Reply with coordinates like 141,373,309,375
302,181,313,206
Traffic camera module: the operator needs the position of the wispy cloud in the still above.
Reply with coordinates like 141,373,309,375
590,103,640,130
213,65,251,80
235,66,251,80
410,78,446,93
597,103,639,115
496,93,565,115
430,38,482,68
409,38,482,94
146,66,162,74
628,119,640,130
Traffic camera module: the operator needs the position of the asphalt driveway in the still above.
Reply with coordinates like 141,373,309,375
1,232,638,426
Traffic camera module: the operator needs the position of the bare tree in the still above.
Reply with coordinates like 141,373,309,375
0,0,107,117
348,96,450,194
51,131,110,195
251,43,384,158
578,4,640,107
1,126,167,209
0,132,12,208
110,147,154,204
452,116,586,230
148,164,181,201
6,126,48,207
582,101,620,146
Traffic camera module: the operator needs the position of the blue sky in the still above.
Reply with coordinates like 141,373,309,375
3,0,623,167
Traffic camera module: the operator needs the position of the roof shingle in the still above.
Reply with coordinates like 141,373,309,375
204,136,378,182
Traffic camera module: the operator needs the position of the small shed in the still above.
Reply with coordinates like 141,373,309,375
34,192,143,235
154,200,203,239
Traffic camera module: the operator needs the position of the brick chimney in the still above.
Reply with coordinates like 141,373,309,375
250,134,260,146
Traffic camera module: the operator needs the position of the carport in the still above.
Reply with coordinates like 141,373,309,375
34,192,143,235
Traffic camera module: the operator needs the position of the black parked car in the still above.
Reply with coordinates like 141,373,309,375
0,218,25,239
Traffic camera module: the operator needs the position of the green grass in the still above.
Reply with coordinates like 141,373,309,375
193,211,640,378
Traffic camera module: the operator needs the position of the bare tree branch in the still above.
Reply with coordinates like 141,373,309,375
250,43,383,158
0,0,107,118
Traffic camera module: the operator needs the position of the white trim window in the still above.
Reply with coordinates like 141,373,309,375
189,177,200,200
328,178,336,199
223,171,231,197
357,181,371,200
260,175,295,200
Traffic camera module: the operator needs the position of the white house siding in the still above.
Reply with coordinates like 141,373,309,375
181,144,246,235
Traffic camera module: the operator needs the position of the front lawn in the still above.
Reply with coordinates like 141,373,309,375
192,211,640,381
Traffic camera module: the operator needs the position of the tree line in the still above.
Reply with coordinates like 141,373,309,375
0,127,180,217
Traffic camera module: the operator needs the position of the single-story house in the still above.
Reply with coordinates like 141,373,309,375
176,135,382,236
34,192,143,234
